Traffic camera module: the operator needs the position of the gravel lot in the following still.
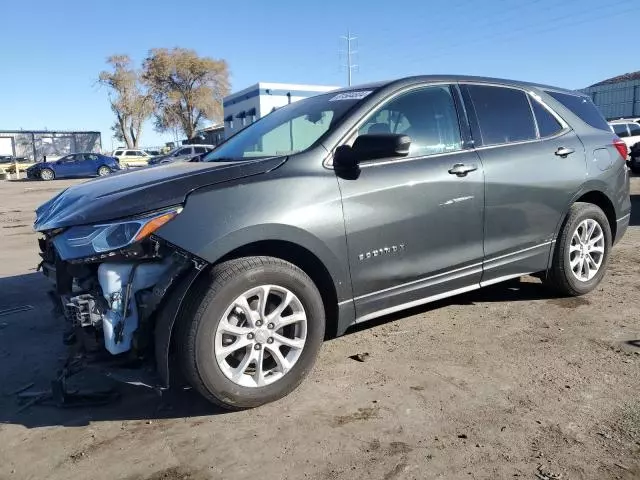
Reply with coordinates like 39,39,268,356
0,177,638,480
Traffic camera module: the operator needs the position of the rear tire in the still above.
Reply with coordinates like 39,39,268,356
39,168,54,181
544,202,611,296
177,256,325,410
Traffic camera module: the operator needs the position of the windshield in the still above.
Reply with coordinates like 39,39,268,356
204,90,373,162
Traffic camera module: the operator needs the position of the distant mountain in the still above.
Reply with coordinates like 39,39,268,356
590,71,640,87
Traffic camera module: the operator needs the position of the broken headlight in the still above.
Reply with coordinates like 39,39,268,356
52,206,182,260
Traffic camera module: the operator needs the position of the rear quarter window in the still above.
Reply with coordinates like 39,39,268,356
114,150,123,156
545,91,610,131
530,99,564,138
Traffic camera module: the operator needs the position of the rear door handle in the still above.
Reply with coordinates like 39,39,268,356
448,163,477,177
555,147,575,158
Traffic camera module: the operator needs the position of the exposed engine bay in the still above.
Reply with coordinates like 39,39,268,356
38,230,206,387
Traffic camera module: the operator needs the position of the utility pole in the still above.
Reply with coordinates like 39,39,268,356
340,30,358,86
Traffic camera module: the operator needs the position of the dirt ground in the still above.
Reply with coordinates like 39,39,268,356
0,177,638,480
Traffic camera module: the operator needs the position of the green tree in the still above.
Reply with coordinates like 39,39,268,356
142,48,230,140
99,55,154,148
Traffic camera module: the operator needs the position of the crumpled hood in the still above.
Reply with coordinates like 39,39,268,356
34,157,285,231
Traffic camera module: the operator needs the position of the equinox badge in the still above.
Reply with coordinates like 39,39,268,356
358,244,405,261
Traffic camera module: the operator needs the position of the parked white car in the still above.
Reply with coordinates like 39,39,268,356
112,149,152,168
609,119,640,173
609,120,640,150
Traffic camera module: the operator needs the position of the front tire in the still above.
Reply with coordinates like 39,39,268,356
97,166,111,176
39,168,54,181
178,256,325,409
545,202,611,296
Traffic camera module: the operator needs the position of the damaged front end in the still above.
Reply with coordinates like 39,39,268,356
37,206,206,389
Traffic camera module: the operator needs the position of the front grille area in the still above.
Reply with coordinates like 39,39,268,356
38,236,56,264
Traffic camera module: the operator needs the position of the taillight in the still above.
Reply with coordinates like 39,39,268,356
613,138,628,159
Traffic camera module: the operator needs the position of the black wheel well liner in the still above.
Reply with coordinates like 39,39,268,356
216,240,340,339
575,190,617,241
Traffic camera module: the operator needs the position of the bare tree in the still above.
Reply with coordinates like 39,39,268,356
142,48,230,140
99,55,154,148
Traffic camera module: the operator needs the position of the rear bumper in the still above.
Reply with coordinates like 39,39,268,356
615,213,630,246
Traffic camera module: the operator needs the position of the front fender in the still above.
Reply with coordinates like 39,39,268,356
194,223,352,301
156,171,352,302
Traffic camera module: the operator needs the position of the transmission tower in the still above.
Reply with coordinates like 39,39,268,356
340,30,358,86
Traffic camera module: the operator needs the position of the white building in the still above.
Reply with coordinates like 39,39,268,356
223,82,339,138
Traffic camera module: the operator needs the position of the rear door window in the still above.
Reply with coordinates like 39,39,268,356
125,151,138,156
193,146,207,154
612,124,629,138
545,91,610,131
530,99,564,138
466,85,537,145
176,147,192,156
628,123,640,138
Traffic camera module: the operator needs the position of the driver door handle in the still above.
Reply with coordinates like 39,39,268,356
555,147,575,158
448,163,478,177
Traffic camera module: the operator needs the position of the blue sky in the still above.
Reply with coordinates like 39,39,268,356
1,0,637,149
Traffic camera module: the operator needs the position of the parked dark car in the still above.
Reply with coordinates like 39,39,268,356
34,75,631,409
27,153,120,180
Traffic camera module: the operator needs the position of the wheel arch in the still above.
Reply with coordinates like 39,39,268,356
554,185,617,244
155,230,354,388
216,239,341,340
574,190,616,241
545,186,617,273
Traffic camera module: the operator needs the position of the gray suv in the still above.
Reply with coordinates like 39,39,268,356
34,75,631,409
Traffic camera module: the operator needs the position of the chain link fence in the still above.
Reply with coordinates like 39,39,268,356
0,131,102,161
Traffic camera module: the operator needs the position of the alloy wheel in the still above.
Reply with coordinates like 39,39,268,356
214,285,307,388
569,218,605,282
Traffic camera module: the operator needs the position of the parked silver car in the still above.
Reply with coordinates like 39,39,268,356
148,145,215,165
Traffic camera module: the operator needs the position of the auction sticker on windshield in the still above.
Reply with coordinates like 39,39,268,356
329,91,372,101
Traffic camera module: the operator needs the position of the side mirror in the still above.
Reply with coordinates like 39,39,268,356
334,133,411,170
